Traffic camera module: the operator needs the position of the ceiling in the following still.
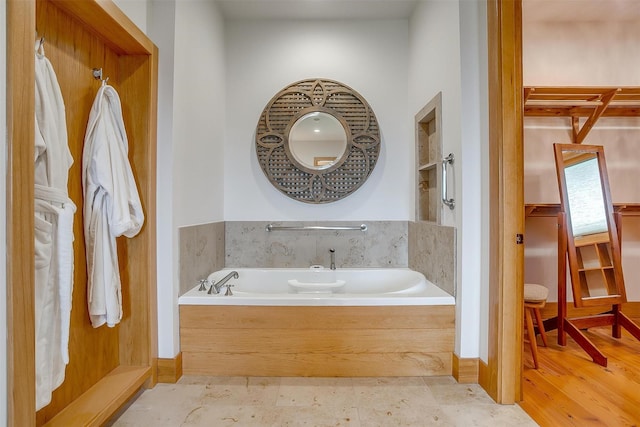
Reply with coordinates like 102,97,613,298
215,0,419,20
215,0,640,22
523,0,640,22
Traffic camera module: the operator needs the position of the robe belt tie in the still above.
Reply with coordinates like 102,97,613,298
34,183,76,364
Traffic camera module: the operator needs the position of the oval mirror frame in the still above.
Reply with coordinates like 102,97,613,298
255,78,381,204
286,110,350,171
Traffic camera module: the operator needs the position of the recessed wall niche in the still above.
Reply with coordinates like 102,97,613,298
416,92,443,223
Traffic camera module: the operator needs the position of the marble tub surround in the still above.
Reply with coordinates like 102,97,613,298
225,221,408,268
108,375,537,426
409,221,456,296
179,222,225,295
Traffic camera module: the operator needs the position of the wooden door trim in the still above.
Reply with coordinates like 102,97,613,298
483,0,524,404
7,0,37,424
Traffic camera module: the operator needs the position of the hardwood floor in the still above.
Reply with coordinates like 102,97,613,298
520,319,640,426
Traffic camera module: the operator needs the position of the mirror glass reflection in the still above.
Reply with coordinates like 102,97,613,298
288,112,348,170
562,151,609,238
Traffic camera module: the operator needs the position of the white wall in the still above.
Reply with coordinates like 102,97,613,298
523,20,640,303
148,0,178,359
408,0,485,359
113,0,148,33
1,1,7,423
173,2,226,227
120,0,227,358
224,19,410,220
458,0,488,360
408,1,462,228
157,0,225,357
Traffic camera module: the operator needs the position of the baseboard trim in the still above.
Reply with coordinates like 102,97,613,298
540,301,640,320
452,354,479,383
157,352,183,383
478,359,495,401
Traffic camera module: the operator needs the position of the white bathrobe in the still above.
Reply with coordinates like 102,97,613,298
34,40,76,411
82,82,144,329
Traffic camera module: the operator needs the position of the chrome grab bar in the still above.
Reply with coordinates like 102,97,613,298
266,224,367,232
442,153,455,210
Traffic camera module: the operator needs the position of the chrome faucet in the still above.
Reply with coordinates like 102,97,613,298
329,248,336,270
197,279,209,291
208,271,239,294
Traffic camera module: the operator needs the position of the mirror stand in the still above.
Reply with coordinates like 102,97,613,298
545,143,640,367
547,210,640,367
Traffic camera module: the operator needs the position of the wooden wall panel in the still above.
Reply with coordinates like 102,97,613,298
35,2,121,423
180,305,456,330
117,51,158,372
182,352,453,377
181,328,455,354
8,0,157,425
180,305,455,378
7,0,37,424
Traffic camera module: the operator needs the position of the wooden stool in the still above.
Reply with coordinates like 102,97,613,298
524,283,549,369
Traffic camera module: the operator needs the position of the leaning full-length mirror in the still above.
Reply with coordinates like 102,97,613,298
554,143,626,306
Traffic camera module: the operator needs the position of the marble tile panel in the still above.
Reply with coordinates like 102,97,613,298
225,221,268,267
277,377,356,408
428,383,496,406
264,225,317,268
109,376,539,427
226,221,408,268
422,376,459,386
180,405,286,427
179,222,225,295
364,221,408,267
198,377,280,406
357,405,455,426
351,377,438,409
439,403,539,426
109,384,206,426
267,406,360,426
408,221,456,295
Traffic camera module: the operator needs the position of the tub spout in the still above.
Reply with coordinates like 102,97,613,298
208,271,239,294
329,248,336,270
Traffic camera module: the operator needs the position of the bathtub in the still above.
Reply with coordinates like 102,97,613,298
178,267,455,306
179,267,455,377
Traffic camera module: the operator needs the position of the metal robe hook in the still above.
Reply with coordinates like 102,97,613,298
35,35,45,54
92,68,109,85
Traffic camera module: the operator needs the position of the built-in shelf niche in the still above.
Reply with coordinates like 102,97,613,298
416,92,443,223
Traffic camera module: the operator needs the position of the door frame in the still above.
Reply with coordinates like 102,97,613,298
483,0,524,403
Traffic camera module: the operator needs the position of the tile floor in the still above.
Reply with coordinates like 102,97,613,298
108,376,538,426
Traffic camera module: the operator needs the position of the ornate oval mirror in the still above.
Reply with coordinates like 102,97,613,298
256,78,380,203
287,111,348,170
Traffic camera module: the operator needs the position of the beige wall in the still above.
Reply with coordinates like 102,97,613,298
523,19,640,302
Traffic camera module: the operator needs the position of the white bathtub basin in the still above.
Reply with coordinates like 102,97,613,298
179,268,455,306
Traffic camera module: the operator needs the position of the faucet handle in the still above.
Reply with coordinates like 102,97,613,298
207,281,218,295
224,284,234,296
197,279,209,291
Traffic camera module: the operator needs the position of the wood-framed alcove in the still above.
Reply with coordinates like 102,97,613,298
7,0,158,425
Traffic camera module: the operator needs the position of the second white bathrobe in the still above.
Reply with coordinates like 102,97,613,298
82,83,144,328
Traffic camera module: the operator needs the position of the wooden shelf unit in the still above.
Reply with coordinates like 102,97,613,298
574,233,616,299
524,86,640,143
7,1,158,426
526,203,640,217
